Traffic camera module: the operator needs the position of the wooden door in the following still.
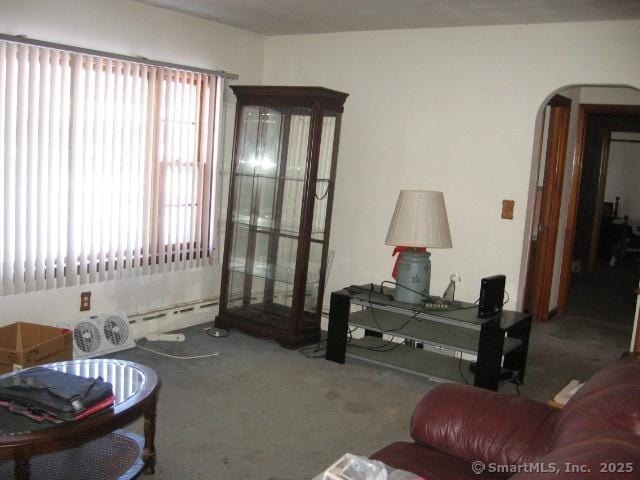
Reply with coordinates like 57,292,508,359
524,95,571,322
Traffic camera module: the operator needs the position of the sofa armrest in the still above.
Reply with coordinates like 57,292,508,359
410,384,559,466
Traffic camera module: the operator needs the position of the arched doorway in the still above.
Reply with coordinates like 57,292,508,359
522,85,640,353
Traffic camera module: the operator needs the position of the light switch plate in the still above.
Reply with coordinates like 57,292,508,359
502,200,515,220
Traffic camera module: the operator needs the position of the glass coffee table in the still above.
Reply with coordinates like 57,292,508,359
0,359,160,480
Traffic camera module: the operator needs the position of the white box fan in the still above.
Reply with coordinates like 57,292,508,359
59,313,135,359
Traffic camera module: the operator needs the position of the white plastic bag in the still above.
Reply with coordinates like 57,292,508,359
313,453,424,480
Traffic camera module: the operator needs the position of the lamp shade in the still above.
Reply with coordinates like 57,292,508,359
385,190,452,248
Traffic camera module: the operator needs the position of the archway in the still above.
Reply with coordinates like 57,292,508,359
521,85,640,352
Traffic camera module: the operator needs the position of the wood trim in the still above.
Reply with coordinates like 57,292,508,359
230,85,348,112
528,97,572,322
587,134,612,273
557,106,587,313
548,94,572,107
522,108,548,312
634,320,640,354
579,104,640,115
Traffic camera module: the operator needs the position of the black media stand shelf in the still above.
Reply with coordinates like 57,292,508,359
325,285,532,391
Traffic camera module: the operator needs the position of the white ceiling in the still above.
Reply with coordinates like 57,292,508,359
133,0,640,36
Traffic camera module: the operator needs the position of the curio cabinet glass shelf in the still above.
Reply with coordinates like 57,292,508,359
216,86,348,348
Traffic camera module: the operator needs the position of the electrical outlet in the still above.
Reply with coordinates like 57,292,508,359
80,291,91,312
501,200,515,220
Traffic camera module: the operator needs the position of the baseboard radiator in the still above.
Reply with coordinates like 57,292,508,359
127,297,219,340
125,293,331,340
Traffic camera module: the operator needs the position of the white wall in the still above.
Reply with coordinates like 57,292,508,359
263,20,640,308
605,133,640,223
0,0,265,327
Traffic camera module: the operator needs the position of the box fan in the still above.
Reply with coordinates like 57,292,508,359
59,313,135,359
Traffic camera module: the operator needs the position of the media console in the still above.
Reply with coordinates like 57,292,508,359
325,285,532,391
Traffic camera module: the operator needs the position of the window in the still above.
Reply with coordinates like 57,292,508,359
0,40,223,295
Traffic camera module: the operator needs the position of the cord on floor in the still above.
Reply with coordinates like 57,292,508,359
204,327,230,338
135,342,220,360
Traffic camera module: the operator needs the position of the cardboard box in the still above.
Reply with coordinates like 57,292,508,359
0,322,73,374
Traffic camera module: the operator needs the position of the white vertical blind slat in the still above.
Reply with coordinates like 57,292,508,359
176,71,188,270
188,73,201,269
170,70,183,271
160,71,175,273
14,44,28,294
121,61,134,277
25,46,38,292
102,58,115,282
111,60,124,280
81,55,95,284
67,53,83,286
131,63,143,275
36,48,50,290
92,56,105,283
4,43,18,295
0,42,6,294
193,76,208,268
52,50,63,288
146,67,159,275
208,76,222,263
139,65,153,275
201,76,216,265
57,51,71,288
186,72,198,268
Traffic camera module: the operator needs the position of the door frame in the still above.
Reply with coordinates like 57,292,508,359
557,104,640,314
524,94,572,322
633,284,640,354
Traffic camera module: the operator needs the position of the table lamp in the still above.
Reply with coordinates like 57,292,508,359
385,190,452,303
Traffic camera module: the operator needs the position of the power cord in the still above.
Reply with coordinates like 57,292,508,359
135,325,228,360
205,327,230,338
135,341,220,360
503,291,511,306
347,337,409,353
457,353,469,385
299,341,328,359
511,373,523,396
379,280,480,312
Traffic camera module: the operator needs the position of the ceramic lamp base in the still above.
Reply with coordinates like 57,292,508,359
394,249,431,303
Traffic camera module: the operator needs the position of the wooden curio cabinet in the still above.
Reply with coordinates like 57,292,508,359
215,86,348,348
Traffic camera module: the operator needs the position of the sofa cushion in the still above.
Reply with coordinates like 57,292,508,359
371,441,508,480
511,432,640,479
409,384,558,467
553,355,640,448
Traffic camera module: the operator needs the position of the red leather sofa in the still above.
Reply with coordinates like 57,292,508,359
371,355,640,479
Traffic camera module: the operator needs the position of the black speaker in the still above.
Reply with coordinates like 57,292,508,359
477,274,506,318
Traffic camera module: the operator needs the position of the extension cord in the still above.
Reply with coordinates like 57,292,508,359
145,333,186,342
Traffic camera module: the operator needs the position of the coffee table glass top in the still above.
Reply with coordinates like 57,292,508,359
0,359,147,436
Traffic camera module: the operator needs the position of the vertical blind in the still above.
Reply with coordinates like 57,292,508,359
0,39,223,295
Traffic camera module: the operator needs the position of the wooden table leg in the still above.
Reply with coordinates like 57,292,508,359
142,401,157,474
14,458,30,480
